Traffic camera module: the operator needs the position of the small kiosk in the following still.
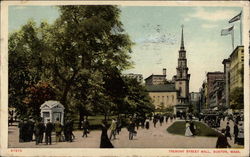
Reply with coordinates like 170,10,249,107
40,100,65,124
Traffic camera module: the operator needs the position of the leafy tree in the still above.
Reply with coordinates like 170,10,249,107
23,82,56,118
48,5,133,112
8,20,50,116
230,87,244,109
122,77,155,117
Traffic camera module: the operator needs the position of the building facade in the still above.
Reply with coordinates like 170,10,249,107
222,59,231,108
229,46,244,91
208,79,225,110
146,84,177,109
206,72,224,108
189,92,201,112
145,69,167,85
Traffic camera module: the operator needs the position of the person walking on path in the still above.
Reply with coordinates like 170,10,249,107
233,122,239,144
45,119,53,145
38,119,45,143
128,119,136,140
170,115,173,122
189,120,196,136
54,118,62,142
225,122,232,140
153,117,157,128
100,120,114,148
145,118,150,129
216,129,231,148
184,121,193,137
34,120,40,145
82,119,89,138
159,116,164,126
165,116,169,123
109,119,117,140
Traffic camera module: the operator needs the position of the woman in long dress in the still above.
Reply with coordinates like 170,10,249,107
145,119,150,129
185,121,193,136
100,121,114,148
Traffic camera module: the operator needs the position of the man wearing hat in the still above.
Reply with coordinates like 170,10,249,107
45,119,54,145
216,129,231,148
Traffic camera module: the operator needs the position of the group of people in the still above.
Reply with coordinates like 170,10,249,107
18,117,74,145
216,118,244,148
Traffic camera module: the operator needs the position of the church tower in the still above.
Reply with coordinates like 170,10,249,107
175,25,190,104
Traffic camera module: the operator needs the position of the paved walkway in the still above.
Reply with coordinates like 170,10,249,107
8,119,243,148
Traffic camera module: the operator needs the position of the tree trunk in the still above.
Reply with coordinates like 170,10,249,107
61,82,71,113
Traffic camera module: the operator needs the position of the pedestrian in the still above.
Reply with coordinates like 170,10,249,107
233,122,239,144
216,129,231,148
54,118,62,142
170,116,173,122
82,119,89,138
145,118,150,129
153,117,157,128
128,119,135,140
22,118,29,142
38,119,45,143
68,119,73,142
159,116,164,126
189,120,195,136
18,119,24,142
165,116,169,123
237,122,244,145
135,118,140,130
185,121,193,137
109,119,117,140
225,122,232,140
45,119,53,145
141,117,146,129
100,120,114,148
27,118,34,141
34,120,40,145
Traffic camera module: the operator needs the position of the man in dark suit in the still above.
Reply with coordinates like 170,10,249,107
45,119,54,145
233,122,239,144
216,129,231,148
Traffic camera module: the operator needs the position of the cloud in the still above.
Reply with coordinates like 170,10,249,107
201,24,217,28
186,8,238,22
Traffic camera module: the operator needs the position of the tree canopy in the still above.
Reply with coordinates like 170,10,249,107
8,5,154,121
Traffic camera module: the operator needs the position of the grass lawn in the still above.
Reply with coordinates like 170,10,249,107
167,121,222,137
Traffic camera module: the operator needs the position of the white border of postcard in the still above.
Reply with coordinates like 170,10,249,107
1,1,250,157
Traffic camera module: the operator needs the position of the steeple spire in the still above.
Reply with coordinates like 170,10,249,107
181,25,185,50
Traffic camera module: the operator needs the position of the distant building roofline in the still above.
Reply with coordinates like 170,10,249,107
144,74,166,80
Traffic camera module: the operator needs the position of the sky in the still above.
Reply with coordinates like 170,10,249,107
9,5,243,92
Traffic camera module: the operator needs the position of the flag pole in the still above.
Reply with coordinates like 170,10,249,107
231,27,234,50
240,11,242,45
